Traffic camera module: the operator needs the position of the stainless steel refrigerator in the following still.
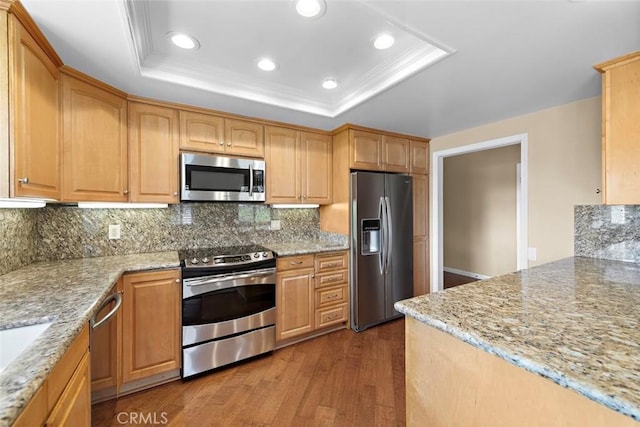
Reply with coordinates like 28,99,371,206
350,171,413,332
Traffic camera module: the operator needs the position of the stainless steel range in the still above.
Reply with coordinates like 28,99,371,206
179,245,276,378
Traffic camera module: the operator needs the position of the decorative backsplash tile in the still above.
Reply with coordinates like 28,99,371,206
0,209,38,275
35,203,341,261
575,205,640,262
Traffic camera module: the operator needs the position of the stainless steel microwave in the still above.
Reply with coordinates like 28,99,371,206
180,153,265,202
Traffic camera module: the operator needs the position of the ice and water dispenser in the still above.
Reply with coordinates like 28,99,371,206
361,219,381,255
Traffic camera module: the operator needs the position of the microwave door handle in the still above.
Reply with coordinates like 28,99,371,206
249,164,254,197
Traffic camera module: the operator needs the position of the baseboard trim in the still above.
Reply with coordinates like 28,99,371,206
443,267,490,280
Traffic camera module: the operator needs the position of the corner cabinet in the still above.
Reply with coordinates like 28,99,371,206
128,102,179,203
594,51,640,205
179,110,264,158
121,269,181,390
7,11,62,200
265,125,332,205
61,69,128,202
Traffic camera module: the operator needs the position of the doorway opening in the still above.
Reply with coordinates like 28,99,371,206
431,133,528,293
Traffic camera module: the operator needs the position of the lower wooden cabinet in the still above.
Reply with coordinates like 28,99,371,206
14,325,91,427
89,269,180,404
276,251,349,345
122,269,181,386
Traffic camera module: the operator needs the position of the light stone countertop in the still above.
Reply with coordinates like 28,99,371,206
395,256,640,422
0,252,180,427
266,241,349,257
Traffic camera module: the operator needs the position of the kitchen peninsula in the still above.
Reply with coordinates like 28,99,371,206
395,256,640,426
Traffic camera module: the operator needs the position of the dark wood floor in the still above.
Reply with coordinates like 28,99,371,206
92,319,405,427
443,271,479,289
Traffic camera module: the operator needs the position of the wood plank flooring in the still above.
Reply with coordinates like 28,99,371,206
92,319,405,427
443,271,479,289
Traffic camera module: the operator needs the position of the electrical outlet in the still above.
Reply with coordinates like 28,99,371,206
528,247,537,261
108,224,121,240
270,220,281,231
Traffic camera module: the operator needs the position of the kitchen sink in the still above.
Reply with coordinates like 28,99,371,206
0,322,52,374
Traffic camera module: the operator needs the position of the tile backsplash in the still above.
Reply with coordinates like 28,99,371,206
35,203,339,261
575,205,640,262
0,209,38,275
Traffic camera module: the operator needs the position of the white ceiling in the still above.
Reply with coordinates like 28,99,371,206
20,0,640,138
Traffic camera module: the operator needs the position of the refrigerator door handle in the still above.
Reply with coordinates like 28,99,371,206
385,196,393,275
378,196,386,275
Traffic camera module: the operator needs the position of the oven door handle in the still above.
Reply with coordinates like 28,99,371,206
184,269,275,288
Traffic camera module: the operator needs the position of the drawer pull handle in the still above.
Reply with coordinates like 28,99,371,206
325,263,340,268
326,314,339,321
328,294,339,299
324,277,340,282
289,261,304,265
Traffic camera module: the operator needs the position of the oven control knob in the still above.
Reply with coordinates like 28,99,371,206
262,252,269,258
202,257,210,264
191,258,199,265
254,253,260,258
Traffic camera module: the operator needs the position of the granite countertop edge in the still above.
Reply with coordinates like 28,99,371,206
394,257,640,422
266,241,349,257
0,252,180,427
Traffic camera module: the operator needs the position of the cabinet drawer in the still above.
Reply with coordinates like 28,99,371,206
315,252,348,273
277,254,315,271
315,303,348,328
315,285,348,308
315,270,348,289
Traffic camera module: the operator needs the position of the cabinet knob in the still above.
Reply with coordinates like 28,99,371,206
219,141,224,145
227,142,232,146
175,279,180,283
596,188,601,194
173,192,178,196
298,195,302,200
18,177,29,184
124,190,129,194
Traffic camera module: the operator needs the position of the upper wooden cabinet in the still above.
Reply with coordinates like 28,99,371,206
348,128,412,173
4,7,63,200
594,51,640,205
128,102,179,204
179,110,264,158
265,125,332,205
61,69,128,202
410,140,429,175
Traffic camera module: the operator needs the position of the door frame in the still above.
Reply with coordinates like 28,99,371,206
431,133,528,293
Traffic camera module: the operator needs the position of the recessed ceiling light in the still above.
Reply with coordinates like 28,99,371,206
373,34,395,50
257,58,278,71
168,32,199,50
322,79,338,90
295,0,326,18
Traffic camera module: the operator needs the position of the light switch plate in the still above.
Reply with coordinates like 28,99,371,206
527,247,537,261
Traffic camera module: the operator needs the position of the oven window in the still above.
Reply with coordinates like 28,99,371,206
182,284,275,325
187,165,249,192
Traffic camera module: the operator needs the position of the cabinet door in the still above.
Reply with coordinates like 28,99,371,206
225,118,264,158
601,56,640,204
46,352,91,427
412,174,429,296
276,267,314,341
382,135,410,173
179,110,224,153
61,74,128,202
122,269,181,384
265,126,300,204
301,132,332,204
350,130,381,170
129,102,179,203
410,140,429,175
9,16,60,199
90,280,121,401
